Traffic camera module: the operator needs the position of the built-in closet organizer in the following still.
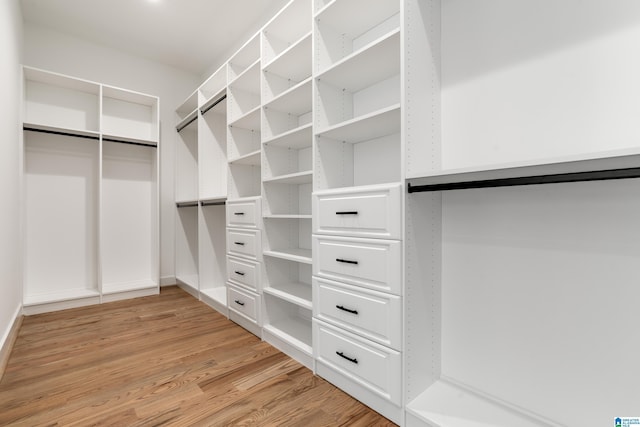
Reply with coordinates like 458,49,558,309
226,33,264,337
22,66,160,315
311,0,405,422
261,0,314,369
175,66,228,314
403,1,640,426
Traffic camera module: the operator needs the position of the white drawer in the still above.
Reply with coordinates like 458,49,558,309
227,228,260,260
226,198,260,228
227,256,260,291
313,236,401,295
313,184,401,239
313,277,401,350
228,285,259,322
314,320,401,405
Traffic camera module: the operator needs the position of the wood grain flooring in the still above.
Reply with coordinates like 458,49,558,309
0,286,396,426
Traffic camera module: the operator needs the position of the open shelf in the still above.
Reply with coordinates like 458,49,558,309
315,0,398,41
264,77,312,116
317,104,400,143
263,123,312,149
263,170,313,185
406,379,552,427
228,149,261,166
102,85,159,144
263,294,313,355
200,90,226,116
263,32,312,82
263,281,312,310
24,66,100,134
228,105,261,131
228,33,260,81
317,29,400,93
229,59,261,93
264,248,312,264
262,0,312,64
199,65,226,106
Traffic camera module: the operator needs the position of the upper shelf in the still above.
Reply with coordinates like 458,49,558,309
263,32,312,82
407,148,640,192
263,77,312,116
316,104,401,144
317,29,400,93
315,0,399,41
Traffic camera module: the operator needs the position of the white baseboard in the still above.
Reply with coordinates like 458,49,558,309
0,305,23,380
160,276,177,287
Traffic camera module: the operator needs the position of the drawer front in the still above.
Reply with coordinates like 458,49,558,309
314,320,401,405
313,236,401,295
228,285,259,322
314,278,401,350
226,199,260,228
227,256,260,291
227,228,260,260
313,184,401,239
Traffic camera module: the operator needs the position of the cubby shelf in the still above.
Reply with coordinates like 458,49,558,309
316,104,400,143
228,106,261,131
316,29,400,92
315,0,398,39
263,317,313,355
264,248,312,264
264,78,312,115
263,282,312,310
228,149,261,166
263,123,312,149
229,59,261,93
263,170,313,185
263,32,312,81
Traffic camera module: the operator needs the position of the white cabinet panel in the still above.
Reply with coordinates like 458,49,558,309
313,235,401,295
227,256,260,291
227,228,261,260
228,284,260,323
313,184,401,239
314,319,401,405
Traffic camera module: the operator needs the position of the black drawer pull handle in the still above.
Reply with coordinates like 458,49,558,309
234,271,245,276
234,242,245,246
336,211,358,215
336,258,358,265
234,212,245,215
234,300,245,306
336,351,358,364
336,305,358,315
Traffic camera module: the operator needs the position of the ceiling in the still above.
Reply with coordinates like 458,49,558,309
20,0,289,76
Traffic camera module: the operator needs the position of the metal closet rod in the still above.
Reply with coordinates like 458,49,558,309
24,126,99,141
200,94,227,116
201,200,226,206
176,201,198,208
176,115,198,133
102,137,157,148
407,167,640,193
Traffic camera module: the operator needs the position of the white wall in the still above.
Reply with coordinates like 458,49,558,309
0,0,23,351
24,23,201,285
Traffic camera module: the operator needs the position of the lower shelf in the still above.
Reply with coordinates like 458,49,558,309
263,317,312,356
24,288,100,306
176,274,199,291
406,379,554,427
200,287,227,307
263,282,312,310
102,280,158,295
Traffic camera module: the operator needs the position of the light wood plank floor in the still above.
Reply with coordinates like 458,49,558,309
0,286,396,426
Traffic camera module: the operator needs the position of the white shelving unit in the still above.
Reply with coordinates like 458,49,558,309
404,2,640,427
174,66,229,314
22,66,159,314
260,0,314,370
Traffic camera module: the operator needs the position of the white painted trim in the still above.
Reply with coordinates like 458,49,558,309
160,276,177,287
0,305,23,380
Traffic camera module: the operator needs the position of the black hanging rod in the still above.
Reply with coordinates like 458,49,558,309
176,201,198,208
407,167,640,193
102,137,157,148
200,94,227,116
176,115,198,133
200,200,226,207
24,126,99,141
